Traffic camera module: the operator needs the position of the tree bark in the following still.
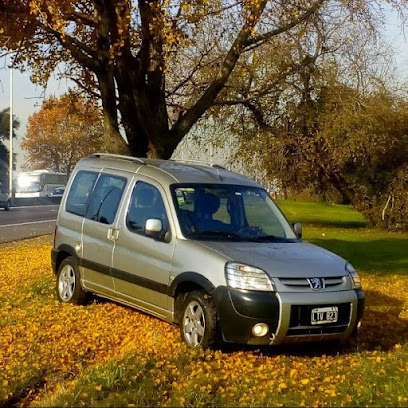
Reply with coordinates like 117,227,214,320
98,69,129,154
114,0,175,158
94,0,129,154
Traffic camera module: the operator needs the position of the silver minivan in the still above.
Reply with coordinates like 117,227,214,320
52,153,365,347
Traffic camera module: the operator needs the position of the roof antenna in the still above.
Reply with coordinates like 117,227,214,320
214,166,224,181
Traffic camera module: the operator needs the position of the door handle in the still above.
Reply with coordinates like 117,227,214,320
107,228,120,241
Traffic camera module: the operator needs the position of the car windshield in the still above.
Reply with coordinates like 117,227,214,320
171,184,298,242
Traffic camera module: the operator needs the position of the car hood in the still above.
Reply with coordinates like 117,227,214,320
197,241,347,278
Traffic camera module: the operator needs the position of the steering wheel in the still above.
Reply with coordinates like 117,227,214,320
237,226,263,237
184,211,198,233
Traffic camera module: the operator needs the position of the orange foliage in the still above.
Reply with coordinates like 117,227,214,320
22,93,104,173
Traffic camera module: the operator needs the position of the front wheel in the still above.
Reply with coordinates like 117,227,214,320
180,290,218,348
56,257,88,304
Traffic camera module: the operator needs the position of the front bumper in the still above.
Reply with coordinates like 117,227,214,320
211,286,365,345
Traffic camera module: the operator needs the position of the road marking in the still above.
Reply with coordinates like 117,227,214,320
0,219,56,228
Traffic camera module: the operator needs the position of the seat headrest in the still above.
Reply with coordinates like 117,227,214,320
196,192,220,216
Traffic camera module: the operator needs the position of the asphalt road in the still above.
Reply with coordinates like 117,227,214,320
0,205,59,244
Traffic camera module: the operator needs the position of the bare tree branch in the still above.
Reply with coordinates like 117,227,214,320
167,50,214,97
70,77,101,99
243,101,272,131
37,22,99,72
69,10,97,27
214,89,283,106
245,0,326,49
170,0,269,140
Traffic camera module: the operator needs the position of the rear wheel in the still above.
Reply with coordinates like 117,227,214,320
180,290,218,348
56,257,88,304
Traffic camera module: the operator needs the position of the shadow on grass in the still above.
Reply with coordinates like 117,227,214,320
304,220,367,229
357,289,408,351
309,238,408,275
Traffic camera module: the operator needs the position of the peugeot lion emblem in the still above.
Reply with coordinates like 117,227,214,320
307,277,325,290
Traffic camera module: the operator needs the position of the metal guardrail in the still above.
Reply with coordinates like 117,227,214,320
10,197,62,207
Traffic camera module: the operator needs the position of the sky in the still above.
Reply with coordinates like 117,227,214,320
0,64,72,172
0,4,407,173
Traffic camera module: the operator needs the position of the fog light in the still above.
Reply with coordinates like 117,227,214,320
357,321,362,329
252,323,269,337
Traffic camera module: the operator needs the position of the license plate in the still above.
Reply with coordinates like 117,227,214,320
311,306,338,325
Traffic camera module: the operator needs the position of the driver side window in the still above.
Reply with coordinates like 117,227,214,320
126,181,169,236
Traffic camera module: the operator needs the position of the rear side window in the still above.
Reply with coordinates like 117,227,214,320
86,174,127,225
66,171,98,216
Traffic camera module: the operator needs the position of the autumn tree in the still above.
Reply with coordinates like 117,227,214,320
182,7,408,230
22,93,104,174
1,0,395,159
258,82,408,229
227,34,408,229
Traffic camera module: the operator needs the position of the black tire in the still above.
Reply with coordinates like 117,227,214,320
56,256,88,304
180,290,218,348
4,201,10,211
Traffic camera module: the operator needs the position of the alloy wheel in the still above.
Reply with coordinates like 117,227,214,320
183,300,206,345
58,264,76,302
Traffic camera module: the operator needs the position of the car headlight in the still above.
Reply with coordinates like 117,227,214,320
225,262,275,291
346,263,361,289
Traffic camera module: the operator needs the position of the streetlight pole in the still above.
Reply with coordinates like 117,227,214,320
9,65,13,196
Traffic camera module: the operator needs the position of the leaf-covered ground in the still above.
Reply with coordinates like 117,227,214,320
1,202,408,407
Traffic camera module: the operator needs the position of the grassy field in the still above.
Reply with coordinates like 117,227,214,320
1,201,408,407
278,200,408,276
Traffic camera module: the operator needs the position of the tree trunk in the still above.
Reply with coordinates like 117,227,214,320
113,0,174,159
94,0,129,155
323,169,361,209
116,74,178,159
98,69,129,154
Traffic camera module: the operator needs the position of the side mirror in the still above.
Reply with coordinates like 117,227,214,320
145,218,171,242
292,222,302,239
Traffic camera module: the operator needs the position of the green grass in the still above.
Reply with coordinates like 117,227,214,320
277,199,367,229
46,356,165,407
278,200,408,275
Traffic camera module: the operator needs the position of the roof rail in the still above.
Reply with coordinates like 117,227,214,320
170,159,226,170
88,153,145,165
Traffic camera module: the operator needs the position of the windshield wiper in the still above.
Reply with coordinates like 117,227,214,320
244,235,289,242
189,231,245,240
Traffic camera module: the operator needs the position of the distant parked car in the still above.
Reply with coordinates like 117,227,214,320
0,185,10,211
50,186,66,197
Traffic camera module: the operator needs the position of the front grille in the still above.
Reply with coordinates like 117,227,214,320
287,303,351,336
280,276,344,290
